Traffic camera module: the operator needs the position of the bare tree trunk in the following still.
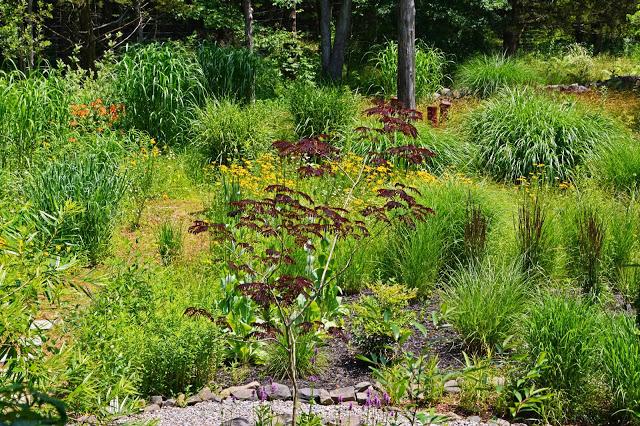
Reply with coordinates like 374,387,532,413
243,0,254,51
319,0,331,74
136,0,144,42
397,0,416,109
502,0,522,55
326,0,352,80
79,0,96,71
290,7,297,34
287,326,299,426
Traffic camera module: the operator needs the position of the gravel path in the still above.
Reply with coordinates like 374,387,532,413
120,399,510,426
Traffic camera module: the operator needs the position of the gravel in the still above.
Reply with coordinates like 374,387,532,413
119,399,511,425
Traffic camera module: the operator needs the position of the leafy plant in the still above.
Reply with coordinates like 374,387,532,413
467,87,622,182
572,207,605,299
129,135,160,229
113,42,207,146
287,81,358,137
504,353,554,421
23,151,127,265
440,262,528,352
350,282,417,359
516,190,551,276
264,332,328,379
455,54,541,98
157,221,183,266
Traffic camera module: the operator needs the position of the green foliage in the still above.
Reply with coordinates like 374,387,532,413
568,207,606,298
601,313,640,422
441,262,528,352
350,282,417,359
192,99,288,164
516,191,553,277
368,41,448,102
0,70,70,167
157,221,183,266
504,353,554,421
591,135,640,191
264,332,327,379
113,42,207,146
287,82,358,138
23,151,127,265
255,29,318,83
378,180,478,295
467,87,622,182
197,43,260,103
523,294,599,418
455,54,541,98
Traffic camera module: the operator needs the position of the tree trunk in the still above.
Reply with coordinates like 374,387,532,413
502,0,522,56
326,0,352,80
136,0,144,42
79,0,96,71
319,0,331,74
243,0,254,51
397,0,416,109
287,326,299,426
290,7,297,34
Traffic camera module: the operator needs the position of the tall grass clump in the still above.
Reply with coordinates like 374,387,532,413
113,42,207,146
523,294,600,419
0,70,70,168
23,151,128,264
440,261,528,353
467,87,622,182
601,313,640,422
192,99,289,164
370,41,448,102
455,54,541,98
197,43,260,103
378,181,491,295
287,81,358,137
591,136,640,191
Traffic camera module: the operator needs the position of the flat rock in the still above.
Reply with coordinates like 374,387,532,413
330,386,356,403
220,381,260,398
163,398,176,407
231,387,258,401
444,379,458,387
144,403,160,413
185,395,202,406
198,386,220,402
76,415,98,424
327,415,362,426
489,419,510,426
221,418,251,426
468,416,482,424
298,387,332,405
266,382,291,400
149,395,163,405
30,319,55,330
353,382,371,392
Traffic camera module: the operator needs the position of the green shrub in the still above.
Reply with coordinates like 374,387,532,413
113,42,207,146
440,262,528,352
467,87,622,182
516,191,554,277
601,313,640,422
197,43,260,103
141,316,221,395
0,70,70,168
350,282,417,360
23,151,127,265
192,99,288,164
523,294,599,418
287,82,358,138
157,221,183,266
591,136,640,191
263,332,328,380
455,54,541,98
369,41,448,102
378,180,485,295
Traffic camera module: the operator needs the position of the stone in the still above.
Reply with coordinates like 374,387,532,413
492,376,506,387
327,415,362,426
163,398,176,408
266,382,291,400
468,416,482,424
444,379,458,387
219,381,261,398
444,385,461,394
453,90,462,99
76,415,98,424
275,413,294,425
441,87,452,97
444,412,462,420
353,381,371,392
30,319,55,330
489,419,510,426
198,386,220,402
355,392,369,404
144,403,160,413
221,418,251,426
330,386,356,403
231,387,258,401
298,387,332,405
185,395,202,406
150,395,163,405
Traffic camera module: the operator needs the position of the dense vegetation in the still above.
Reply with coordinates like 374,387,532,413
3,2,640,425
